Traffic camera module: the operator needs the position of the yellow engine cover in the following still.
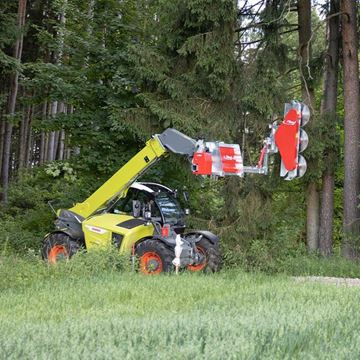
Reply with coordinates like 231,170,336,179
82,213,154,253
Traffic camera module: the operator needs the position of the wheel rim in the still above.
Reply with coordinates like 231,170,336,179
140,252,163,274
187,246,207,272
48,245,68,264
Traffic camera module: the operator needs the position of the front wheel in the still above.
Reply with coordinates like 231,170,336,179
136,239,173,275
42,233,80,264
187,237,221,273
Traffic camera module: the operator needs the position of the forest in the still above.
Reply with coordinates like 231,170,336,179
2,0,360,358
0,0,360,270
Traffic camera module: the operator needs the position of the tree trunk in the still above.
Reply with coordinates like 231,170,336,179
44,133,49,162
18,106,26,170
54,130,60,158
54,102,65,160
24,104,33,168
319,0,340,256
1,0,27,203
25,131,32,168
47,131,56,162
1,121,14,203
46,0,67,163
341,0,360,258
18,103,32,170
58,104,67,161
47,100,57,162
39,132,45,165
298,0,318,251
319,172,335,254
65,104,74,160
298,0,315,106
65,147,71,160
58,129,66,160
0,120,5,178
39,101,47,164
306,183,320,251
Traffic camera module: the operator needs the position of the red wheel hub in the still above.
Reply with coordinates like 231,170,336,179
140,252,163,275
48,245,68,264
187,246,207,272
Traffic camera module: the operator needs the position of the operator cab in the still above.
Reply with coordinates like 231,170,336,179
111,182,186,234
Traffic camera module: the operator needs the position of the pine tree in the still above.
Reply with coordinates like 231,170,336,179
110,0,237,140
341,0,360,258
318,0,340,256
0,0,27,203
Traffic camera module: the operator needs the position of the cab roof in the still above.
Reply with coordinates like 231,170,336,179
130,182,174,195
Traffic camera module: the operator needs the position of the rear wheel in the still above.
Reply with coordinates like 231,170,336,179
187,237,221,273
42,233,80,264
136,239,173,275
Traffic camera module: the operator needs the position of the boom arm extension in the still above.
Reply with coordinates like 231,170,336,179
69,129,196,218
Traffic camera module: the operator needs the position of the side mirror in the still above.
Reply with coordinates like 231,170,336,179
132,200,141,217
144,210,152,221
144,202,152,222
183,191,189,202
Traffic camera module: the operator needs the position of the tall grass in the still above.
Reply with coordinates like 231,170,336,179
1,255,360,359
277,253,360,278
0,249,132,291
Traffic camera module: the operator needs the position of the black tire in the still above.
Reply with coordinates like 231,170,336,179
42,232,80,264
193,237,221,273
136,239,174,274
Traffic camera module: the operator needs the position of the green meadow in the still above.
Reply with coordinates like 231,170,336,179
1,255,360,359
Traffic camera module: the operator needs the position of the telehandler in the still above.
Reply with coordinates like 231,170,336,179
42,101,310,274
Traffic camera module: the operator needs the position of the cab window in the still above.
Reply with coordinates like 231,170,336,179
112,188,161,220
155,191,184,225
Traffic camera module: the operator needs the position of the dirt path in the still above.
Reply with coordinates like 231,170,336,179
294,276,360,287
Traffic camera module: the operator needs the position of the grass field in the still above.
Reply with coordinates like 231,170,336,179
1,256,360,360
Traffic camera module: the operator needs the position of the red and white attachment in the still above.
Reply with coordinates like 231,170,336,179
274,101,310,180
191,100,310,181
192,141,243,177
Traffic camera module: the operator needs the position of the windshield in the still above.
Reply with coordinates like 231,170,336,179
155,191,184,225
110,184,185,226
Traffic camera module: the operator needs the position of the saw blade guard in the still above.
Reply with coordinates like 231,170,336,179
275,101,309,180
191,141,244,177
